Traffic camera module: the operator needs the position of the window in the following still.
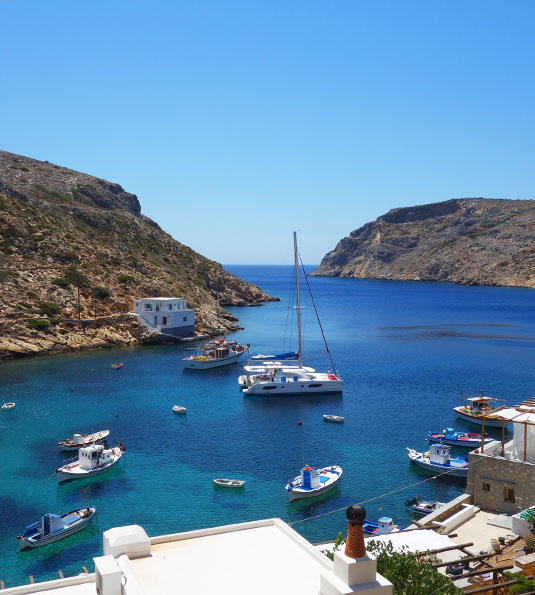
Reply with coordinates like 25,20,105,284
482,483,490,492
144,304,152,311
168,304,173,311
183,316,187,322
504,487,515,503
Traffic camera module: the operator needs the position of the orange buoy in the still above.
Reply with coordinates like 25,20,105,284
297,421,302,425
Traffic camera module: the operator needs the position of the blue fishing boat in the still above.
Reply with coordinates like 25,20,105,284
17,507,95,549
407,443,469,477
285,465,342,501
427,428,493,448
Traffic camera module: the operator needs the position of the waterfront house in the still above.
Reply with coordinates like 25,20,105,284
133,297,195,337
466,398,535,515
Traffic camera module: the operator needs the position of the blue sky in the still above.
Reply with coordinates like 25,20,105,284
2,1,534,264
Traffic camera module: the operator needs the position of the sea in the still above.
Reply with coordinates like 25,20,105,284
1,265,535,586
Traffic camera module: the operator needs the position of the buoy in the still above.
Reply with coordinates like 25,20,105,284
297,421,302,425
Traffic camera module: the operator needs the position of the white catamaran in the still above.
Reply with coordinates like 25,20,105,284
238,232,342,396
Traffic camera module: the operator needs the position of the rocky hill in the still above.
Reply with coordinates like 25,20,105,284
0,150,276,360
313,198,535,287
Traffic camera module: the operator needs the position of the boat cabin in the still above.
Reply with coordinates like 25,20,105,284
300,467,321,489
376,517,396,535
79,444,113,471
429,443,452,466
41,514,65,536
467,396,498,414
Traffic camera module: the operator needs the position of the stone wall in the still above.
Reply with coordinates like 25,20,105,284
466,443,535,514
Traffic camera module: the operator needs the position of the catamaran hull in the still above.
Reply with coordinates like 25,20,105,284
19,514,94,549
243,380,343,396
184,352,244,369
453,407,504,427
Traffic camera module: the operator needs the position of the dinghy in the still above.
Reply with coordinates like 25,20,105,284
56,443,125,483
172,405,187,414
405,496,445,516
212,478,245,488
2,402,15,410
407,443,469,478
18,507,95,549
58,430,110,451
427,428,492,448
110,363,123,369
323,414,344,423
286,465,342,501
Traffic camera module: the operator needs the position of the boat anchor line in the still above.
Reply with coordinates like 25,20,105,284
287,454,489,527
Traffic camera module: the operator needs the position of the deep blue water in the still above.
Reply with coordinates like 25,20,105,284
2,265,535,586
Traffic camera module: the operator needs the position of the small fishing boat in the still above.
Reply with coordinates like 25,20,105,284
2,402,15,410
323,414,344,423
286,465,342,501
362,517,397,536
56,443,125,483
405,496,445,516
213,478,245,488
453,393,506,427
17,507,95,549
58,430,110,451
183,338,250,369
110,363,123,370
172,405,187,414
407,443,469,478
427,428,493,448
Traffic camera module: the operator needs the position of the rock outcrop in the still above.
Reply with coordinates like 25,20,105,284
313,198,535,287
0,150,277,360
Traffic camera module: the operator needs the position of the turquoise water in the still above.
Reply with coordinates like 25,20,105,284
2,265,535,586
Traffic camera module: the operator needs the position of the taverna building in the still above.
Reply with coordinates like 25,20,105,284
133,297,195,337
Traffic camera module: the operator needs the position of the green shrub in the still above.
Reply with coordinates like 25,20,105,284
118,274,135,285
26,290,37,298
27,319,51,330
39,302,60,316
91,286,111,300
64,266,89,287
0,270,13,283
52,277,70,288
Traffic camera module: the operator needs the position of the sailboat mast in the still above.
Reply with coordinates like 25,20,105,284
294,231,303,367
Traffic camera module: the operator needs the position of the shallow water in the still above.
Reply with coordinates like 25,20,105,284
1,265,534,586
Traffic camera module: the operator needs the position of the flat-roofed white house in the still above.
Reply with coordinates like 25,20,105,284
133,297,195,337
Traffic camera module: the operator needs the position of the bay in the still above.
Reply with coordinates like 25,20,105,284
1,264,535,586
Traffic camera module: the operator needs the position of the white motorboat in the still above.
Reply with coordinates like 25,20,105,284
172,405,187,414
183,338,249,369
405,496,445,516
2,402,15,410
56,443,125,483
58,430,110,451
286,465,342,501
213,478,245,488
407,443,469,478
323,414,344,423
453,393,506,427
239,232,342,396
17,507,95,549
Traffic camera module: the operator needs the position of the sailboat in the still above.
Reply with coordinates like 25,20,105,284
238,232,343,396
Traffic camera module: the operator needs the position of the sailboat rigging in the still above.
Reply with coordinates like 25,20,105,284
237,232,343,396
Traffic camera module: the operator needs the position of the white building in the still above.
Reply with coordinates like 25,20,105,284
133,297,195,337
2,518,391,595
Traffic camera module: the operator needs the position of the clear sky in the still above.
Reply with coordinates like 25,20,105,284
2,1,534,264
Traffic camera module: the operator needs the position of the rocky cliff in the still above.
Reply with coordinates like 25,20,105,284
313,198,535,287
0,150,276,360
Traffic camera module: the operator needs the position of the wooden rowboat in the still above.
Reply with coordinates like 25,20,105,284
323,414,344,423
213,478,245,488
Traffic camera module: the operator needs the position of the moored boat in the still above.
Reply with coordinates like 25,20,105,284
213,478,245,488
427,428,492,448
110,363,123,369
405,496,445,516
286,465,342,501
17,507,95,549
183,338,250,369
56,443,125,483
172,405,187,414
2,402,15,410
407,442,469,478
323,414,344,423
58,430,110,451
362,516,397,536
453,393,506,427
